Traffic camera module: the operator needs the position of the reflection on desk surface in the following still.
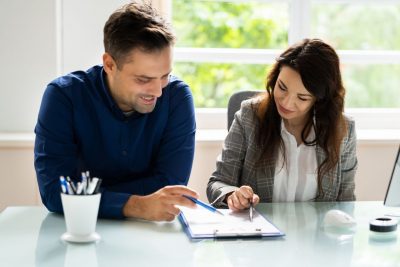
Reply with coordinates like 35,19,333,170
0,202,399,267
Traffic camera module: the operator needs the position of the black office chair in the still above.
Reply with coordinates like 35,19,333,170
227,90,262,130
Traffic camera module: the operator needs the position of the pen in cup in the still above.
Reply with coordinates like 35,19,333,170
59,171,102,195
183,195,224,216
60,176,68,194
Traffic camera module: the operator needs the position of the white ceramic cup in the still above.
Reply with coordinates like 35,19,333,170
61,193,101,243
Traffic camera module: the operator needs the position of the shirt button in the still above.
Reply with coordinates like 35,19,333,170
122,150,127,156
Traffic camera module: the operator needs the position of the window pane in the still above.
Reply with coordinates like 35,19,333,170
311,3,400,50
172,0,288,49
343,64,400,108
173,63,400,108
173,62,269,108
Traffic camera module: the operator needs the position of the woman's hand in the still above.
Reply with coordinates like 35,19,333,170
226,185,260,211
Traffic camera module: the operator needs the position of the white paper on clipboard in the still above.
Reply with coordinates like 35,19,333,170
178,206,284,239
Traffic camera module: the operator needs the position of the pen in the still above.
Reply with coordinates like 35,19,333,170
87,177,100,194
81,172,88,195
59,176,67,194
183,195,224,216
93,178,102,194
249,201,254,222
59,171,102,195
65,176,76,194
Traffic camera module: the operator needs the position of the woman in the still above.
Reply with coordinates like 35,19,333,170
207,38,357,211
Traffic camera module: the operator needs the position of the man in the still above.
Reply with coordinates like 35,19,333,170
34,2,198,221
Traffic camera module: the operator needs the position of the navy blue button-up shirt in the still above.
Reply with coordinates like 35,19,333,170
34,65,196,218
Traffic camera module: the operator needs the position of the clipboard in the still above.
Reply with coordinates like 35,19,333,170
178,206,285,239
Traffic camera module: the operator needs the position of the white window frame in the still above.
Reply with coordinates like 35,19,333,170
158,0,400,135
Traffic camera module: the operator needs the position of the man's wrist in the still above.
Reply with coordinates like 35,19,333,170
122,195,144,218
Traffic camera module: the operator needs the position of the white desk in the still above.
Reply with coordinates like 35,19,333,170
1,202,399,266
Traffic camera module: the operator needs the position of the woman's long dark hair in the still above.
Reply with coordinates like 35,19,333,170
255,38,347,196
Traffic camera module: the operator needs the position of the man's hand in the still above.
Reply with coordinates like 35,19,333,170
226,185,260,211
123,185,199,221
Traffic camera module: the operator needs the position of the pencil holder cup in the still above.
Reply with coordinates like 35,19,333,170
60,193,101,243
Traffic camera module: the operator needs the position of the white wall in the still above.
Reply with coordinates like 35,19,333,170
0,0,57,132
0,146,39,210
61,0,127,74
0,0,128,132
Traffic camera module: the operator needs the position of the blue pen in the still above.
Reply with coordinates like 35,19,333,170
59,176,67,194
183,195,224,216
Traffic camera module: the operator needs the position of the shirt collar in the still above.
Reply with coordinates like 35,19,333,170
280,119,316,143
100,67,118,110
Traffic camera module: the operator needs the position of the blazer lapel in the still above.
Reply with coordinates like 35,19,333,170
315,145,339,201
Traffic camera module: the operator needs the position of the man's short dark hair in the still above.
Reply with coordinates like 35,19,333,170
104,2,176,67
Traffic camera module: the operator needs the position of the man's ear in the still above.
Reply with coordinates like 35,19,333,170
103,53,116,74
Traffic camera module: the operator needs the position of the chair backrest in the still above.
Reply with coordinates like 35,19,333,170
227,90,262,130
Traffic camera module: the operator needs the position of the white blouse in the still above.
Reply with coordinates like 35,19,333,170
273,121,318,202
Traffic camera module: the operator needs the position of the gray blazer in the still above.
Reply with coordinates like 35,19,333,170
207,99,358,207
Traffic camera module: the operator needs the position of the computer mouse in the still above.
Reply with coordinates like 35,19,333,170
323,209,357,229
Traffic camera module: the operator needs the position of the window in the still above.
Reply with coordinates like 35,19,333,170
174,62,271,107
171,0,287,108
310,2,400,108
169,0,400,110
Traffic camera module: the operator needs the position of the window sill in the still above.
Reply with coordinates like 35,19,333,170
0,133,35,148
195,129,400,145
0,129,399,148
